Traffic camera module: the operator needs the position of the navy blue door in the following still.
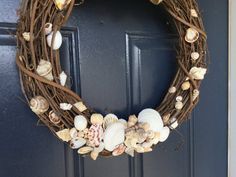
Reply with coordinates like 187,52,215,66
0,0,228,177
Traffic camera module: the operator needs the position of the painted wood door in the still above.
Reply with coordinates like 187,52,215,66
0,0,228,177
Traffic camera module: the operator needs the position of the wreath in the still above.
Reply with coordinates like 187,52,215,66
16,0,207,160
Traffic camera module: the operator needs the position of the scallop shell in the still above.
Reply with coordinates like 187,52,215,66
193,89,200,101
36,60,53,81
56,129,71,142
90,114,104,125
69,128,78,139
70,138,86,149
125,147,135,157
150,0,163,5
103,113,118,129
104,122,125,151
73,102,87,112
30,96,49,115
53,0,72,10
49,110,61,124
44,23,52,35
74,115,88,131
168,86,176,93
90,151,99,160
88,124,103,147
189,67,207,80
191,9,198,17
175,101,183,110
138,108,164,132
77,146,93,154
47,31,62,50
59,71,67,86
60,103,72,111
112,144,126,156
185,28,199,43
159,126,170,142
22,32,30,41
181,81,191,91
191,52,200,61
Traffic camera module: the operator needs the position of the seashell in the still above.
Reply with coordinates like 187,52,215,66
104,122,125,151
150,0,163,5
69,128,78,139
185,28,199,43
143,147,153,153
112,144,126,156
128,115,138,127
191,52,200,61
56,129,71,142
74,115,88,131
124,137,138,148
73,102,87,112
191,9,198,17
169,118,178,129
138,108,164,132
77,146,93,154
30,96,49,115
77,131,85,138
49,110,61,124
118,119,128,128
36,60,53,81
88,124,103,147
176,96,183,102
159,126,170,142
70,138,86,149
193,89,200,101
59,71,67,86
90,114,104,125
90,151,99,160
136,128,148,143
175,101,183,110
103,113,118,129
151,137,160,145
53,0,72,10
142,142,153,149
47,31,62,50
44,23,52,35
125,147,135,157
168,86,176,93
22,32,30,41
189,67,207,80
163,113,171,124
60,103,72,111
138,122,150,132
181,81,191,91
135,145,145,153
94,142,105,153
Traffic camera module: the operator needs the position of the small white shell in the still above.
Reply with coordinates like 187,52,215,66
60,103,72,111
168,86,176,93
53,0,72,10
36,60,53,81
56,129,71,142
170,118,179,129
47,31,62,50
193,89,200,101
185,28,199,43
70,138,86,149
73,102,87,112
22,32,30,41
103,122,125,151
189,67,207,80
69,128,78,139
138,108,164,132
74,115,88,131
191,52,200,61
175,101,183,110
44,23,53,35
59,71,67,86
150,0,163,5
103,113,118,129
176,96,183,102
191,9,198,17
159,126,170,142
30,96,49,115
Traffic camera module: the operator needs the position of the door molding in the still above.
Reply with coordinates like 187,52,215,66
229,0,235,176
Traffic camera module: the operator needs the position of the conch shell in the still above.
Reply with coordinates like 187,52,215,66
53,0,72,10
189,67,207,80
30,96,49,114
36,60,53,81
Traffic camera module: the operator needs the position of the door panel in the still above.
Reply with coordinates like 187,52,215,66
0,0,228,177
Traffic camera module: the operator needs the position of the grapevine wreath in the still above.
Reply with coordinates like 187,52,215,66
16,0,207,160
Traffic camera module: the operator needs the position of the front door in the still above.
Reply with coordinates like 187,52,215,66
0,0,228,177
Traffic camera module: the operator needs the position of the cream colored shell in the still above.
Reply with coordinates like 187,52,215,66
44,23,52,35
22,32,30,41
73,102,87,112
49,110,61,124
77,146,93,154
36,60,53,81
30,96,49,115
56,129,71,142
189,67,207,80
185,28,199,43
90,113,104,125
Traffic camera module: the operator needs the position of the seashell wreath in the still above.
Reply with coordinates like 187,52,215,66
16,0,208,160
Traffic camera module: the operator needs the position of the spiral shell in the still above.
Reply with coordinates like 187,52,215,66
49,111,61,124
36,60,53,81
185,28,199,43
30,96,49,115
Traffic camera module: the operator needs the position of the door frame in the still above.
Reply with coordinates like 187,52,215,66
228,0,235,176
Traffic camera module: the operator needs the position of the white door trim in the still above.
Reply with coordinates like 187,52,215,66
229,0,235,176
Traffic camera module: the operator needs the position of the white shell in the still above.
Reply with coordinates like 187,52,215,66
159,126,170,142
176,96,183,102
170,118,179,129
60,103,72,110
30,96,49,115
175,101,183,110
103,122,125,151
185,28,199,43
47,31,62,50
138,108,164,132
181,81,191,91
74,115,88,131
36,60,53,81
189,67,207,80
53,0,72,10
191,9,198,17
118,119,128,128
73,102,87,112
69,128,78,139
70,138,86,149
56,129,71,142
22,32,30,41
193,89,200,101
191,52,200,60
44,23,52,35
59,71,67,86
168,86,176,93
103,113,118,129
